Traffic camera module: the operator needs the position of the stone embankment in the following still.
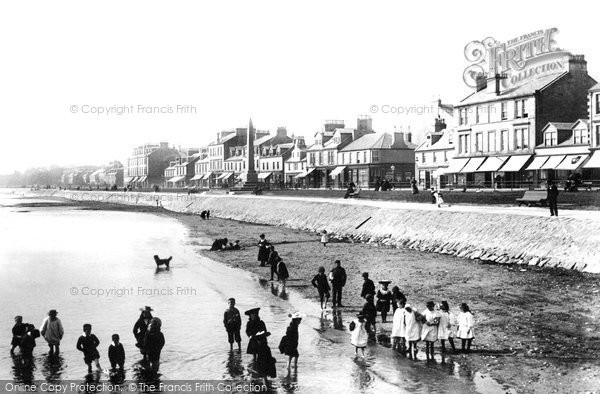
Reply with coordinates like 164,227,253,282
39,190,600,273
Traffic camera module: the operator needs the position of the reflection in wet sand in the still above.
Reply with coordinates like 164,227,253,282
41,354,65,383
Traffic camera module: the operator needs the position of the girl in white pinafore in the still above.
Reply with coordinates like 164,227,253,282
350,313,368,357
420,301,440,360
457,303,475,353
391,299,406,353
438,301,456,352
403,304,421,358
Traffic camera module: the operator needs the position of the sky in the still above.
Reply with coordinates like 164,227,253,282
0,0,598,174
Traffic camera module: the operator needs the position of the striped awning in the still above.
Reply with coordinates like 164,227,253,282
500,155,531,172
190,174,203,180
168,175,185,183
474,156,508,172
258,172,272,180
329,166,346,178
526,156,550,171
460,157,486,173
584,151,600,168
540,155,565,170
554,154,588,170
445,158,470,173
295,168,316,179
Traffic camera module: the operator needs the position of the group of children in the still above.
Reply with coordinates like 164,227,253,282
343,274,475,360
10,307,165,375
257,234,289,284
223,298,303,383
210,237,241,251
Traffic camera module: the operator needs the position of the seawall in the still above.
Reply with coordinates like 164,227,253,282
37,190,600,273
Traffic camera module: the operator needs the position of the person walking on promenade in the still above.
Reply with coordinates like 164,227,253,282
40,309,63,356
421,301,440,361
245,308,267,361
391,286,407,313
349,313,368,358
547,180,559,216
320,230,329,247
391,298,407,353
76,323,102,374
457,303,474,353
282,312,303,370
361,294,378,340
376,280,392,323
143,318,165,372
404,304,421,359
329,260,347,307
360,272,375,299
257,234,270,267
133,306,153,359
311,266,330,310
267,245,281,281
430,187,437,204
438,301,456,353
224,298,242,351
277,259,289,286
411,178,419,194
108,334,125,370
11,316,27,354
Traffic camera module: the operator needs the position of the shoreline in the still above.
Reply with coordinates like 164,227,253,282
47,197,600,394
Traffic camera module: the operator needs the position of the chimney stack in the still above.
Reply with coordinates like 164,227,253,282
476,73,487,92
568,54,587,74
392,131,405,148
434,117,447,132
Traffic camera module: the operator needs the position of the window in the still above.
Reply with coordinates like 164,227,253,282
372,151,380,162
363,151,367,163
356,152,360,163
515,100,522,118
459,134,469,154
476,132,483,152
597,125,600,147
459,108,468,125
422,153,426,163
433,152,437,163
574,128,589,145
328,151,334,165
501,102,507,120
595,94,600,115
341,153,345,164
500,130,508,151
545,131,557,146
475,106,480,123
443,151,448,162
487,131,496,152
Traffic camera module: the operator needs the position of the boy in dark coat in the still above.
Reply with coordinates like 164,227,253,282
361,294,378,339
108,334,125,370
360,273,375,299
267,245,281,281
311,266,331,309
11,316,27,354
223,298,242,351
330,260,347,307
20,328,40,366
76,323,102,374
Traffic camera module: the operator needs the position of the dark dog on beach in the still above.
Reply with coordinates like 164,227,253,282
153,255,172,269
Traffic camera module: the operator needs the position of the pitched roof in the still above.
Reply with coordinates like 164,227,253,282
458,72,567,107
341,132,417,151
415,131,454,152
543,122,574,132
590,83,600,92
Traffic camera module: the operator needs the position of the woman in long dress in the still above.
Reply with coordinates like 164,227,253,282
420,301,440,361
403,304,421,359
457,303,474,353
437,301,456,352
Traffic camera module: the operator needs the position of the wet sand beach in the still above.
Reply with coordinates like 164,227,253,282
12,196,600,393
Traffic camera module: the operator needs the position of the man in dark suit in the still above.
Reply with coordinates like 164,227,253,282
547,180,559,216
330,260,347,307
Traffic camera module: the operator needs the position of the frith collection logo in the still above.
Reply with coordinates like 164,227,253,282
463,28,571,89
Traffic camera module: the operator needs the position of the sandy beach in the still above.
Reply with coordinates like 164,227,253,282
42,198,600,393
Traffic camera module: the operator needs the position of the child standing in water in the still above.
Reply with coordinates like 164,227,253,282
437,301,456,353
11,316,27,354
391,298,406,353
403,304,421,359
349,313,368,358
457,303,474,353
421,301,440,361
108,334,125,370
311,266,331,310
76,324,102,374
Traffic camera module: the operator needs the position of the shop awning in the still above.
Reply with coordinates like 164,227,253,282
168,175,185,183
137,176,147,183
525,156,550,171
258,172,272,180
216,172,234,180
475,156,508,172
460,157,486,173
445,158,470,173
554,154,588,170
295,168,316,178
584,151,600,168
540,155,565,170
190,174,203,180
500,155,532,172
329,166,346,178
202,172,213,180
129,177,139,183
124,177,135,183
